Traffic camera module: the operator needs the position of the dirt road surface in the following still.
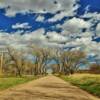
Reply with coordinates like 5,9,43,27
0,75,99,100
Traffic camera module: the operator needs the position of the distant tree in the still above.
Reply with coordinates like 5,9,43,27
89,63,100,74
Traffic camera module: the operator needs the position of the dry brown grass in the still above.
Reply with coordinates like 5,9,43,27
61,74,100,98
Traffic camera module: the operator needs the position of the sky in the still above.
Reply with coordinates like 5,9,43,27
0,0,100,64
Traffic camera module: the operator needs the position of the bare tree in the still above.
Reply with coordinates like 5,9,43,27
61,51,86,74
51,48,62,74
6,46,25,77
30,45,51,75
51,50,86,75
3,44,87,76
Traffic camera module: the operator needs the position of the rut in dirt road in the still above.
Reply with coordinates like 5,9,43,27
0,75,99,100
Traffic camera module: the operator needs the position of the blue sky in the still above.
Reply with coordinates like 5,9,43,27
0,0,100,63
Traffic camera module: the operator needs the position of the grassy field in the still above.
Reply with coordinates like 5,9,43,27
60,74,100,97
0,76,36,91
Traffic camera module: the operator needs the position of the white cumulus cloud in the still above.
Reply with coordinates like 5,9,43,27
0,0,78,17
12,23,31,29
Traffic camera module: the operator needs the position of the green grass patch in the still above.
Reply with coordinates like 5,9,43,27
0,76,36,90
60,74,100,98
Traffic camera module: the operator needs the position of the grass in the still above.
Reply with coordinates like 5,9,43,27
0,76,36,90
60,74,100,97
